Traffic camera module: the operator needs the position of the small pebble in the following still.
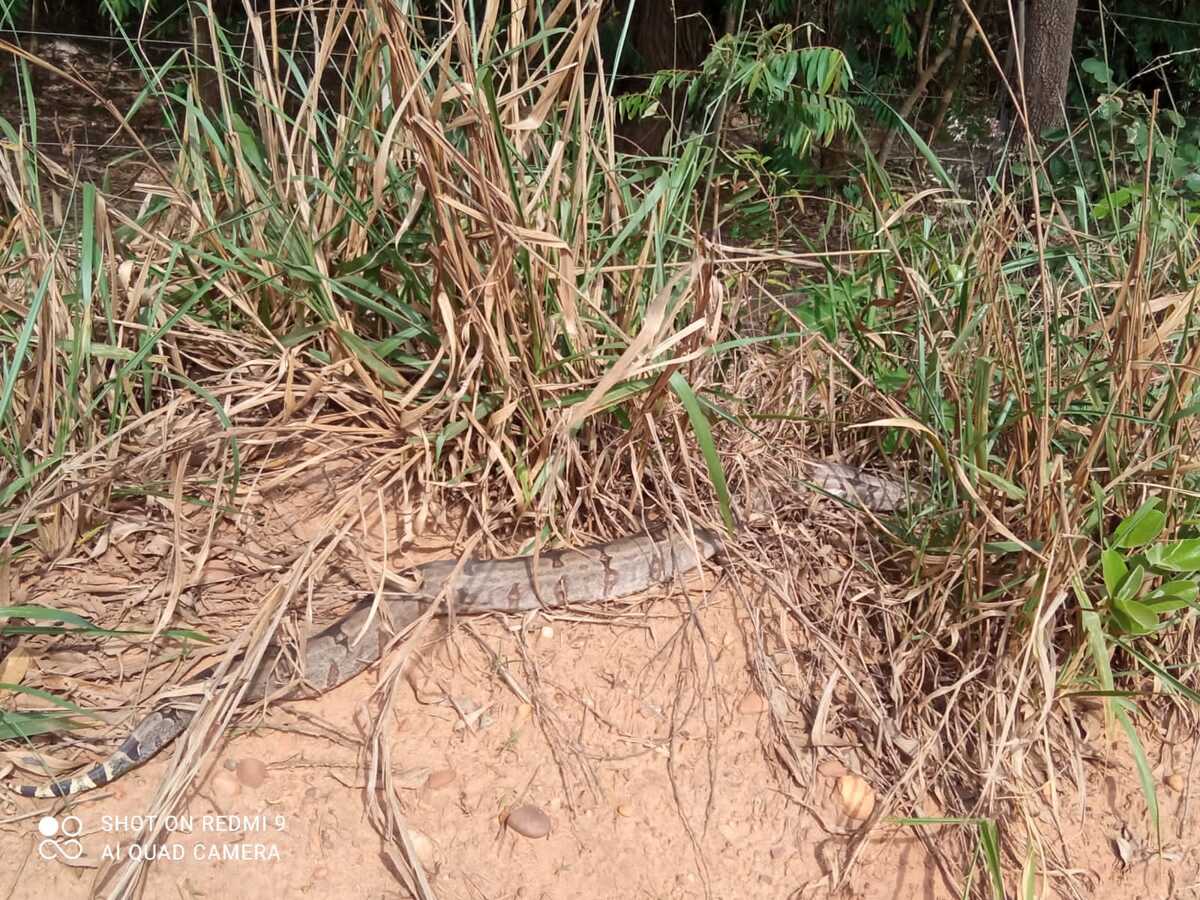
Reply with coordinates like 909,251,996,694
199,558,238,583
1167,772,1186,792
425,768,456,791
117,259,135,290
236,758,269,788
540,625,554,639
616,803,632,817
407,828,436,869
212,771,241,800
817,568,843,586
837,773,875,821
737,692,768,715
504,804,552,839
817,759,848,778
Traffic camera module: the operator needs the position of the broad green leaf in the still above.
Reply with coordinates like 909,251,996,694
0,606,208,642
888,816,984,826
978,818,1005,900
0,605,99,629
0,710,85,740
1094,187,1134,220
0,682,104,718
1101,549,1128,598
1115,565,1145,603
1021,844,1038,900
1080,57,1114,87
1144,539,1200,573
855,100,957,194
1075,577,1115,748
974,468,1027,501
1155,579,1197,598
1141,595,1193,614
337,330,411,390
1113,596,1158,634
1111,500,1165,549
0,681,102,740
1142,580,1198,612
1108,604,1139,635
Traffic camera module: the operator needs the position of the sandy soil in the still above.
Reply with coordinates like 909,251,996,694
2,586,953,900
1,30,1195,900
2,460,1199,900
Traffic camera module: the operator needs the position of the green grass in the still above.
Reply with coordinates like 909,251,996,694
2,5,1200,895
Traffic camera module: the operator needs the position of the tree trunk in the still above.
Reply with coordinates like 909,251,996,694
627,0,713,73
614,0,716,153
1020,0,1079,134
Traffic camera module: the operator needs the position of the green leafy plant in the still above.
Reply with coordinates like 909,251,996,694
1072,494,1200,847
1045,59,1200,232
616,25,855,159
1100,499,1199,636
1075,2,1200,119
698,29,854,156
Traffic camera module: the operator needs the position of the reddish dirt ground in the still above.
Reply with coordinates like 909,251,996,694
1,30,1195,900
2,462,1198,899
2,586,954,899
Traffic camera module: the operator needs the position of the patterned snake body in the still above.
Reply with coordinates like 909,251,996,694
14,528,724,798
12,460,912,799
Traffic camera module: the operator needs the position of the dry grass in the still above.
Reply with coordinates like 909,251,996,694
3,2,1200,898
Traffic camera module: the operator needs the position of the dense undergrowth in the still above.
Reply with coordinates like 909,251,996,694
2,2,1200,897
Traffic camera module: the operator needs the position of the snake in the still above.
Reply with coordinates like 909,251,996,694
9,461,911,799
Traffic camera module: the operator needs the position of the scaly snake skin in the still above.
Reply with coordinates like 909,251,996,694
10,461,911,799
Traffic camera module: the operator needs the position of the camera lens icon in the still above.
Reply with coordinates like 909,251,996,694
36,815,84,862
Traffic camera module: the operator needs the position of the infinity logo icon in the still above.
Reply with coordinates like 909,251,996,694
37,815,84,862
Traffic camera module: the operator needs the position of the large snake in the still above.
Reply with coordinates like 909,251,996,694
13,529,724,798
10,462,911,799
